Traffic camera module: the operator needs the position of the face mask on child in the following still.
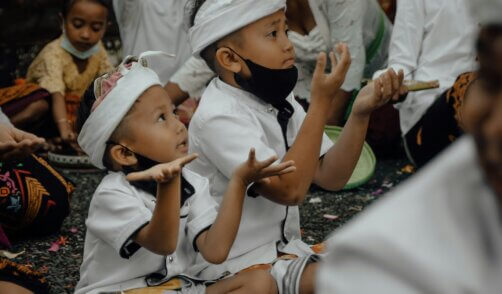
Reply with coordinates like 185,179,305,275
225,47,298,107
108,141,195,203
61,28,100,60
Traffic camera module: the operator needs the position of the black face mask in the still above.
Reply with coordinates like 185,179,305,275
225,48,298,150
227,48,298,108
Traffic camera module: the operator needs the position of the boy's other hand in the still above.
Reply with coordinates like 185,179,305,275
0,124,47,161
310,43,351,106
126,153,198,183
234,148,296,186
352,69,407,117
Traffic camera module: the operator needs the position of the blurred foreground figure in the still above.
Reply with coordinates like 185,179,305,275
316,1,502,292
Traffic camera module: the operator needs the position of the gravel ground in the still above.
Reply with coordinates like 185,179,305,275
8,156,413,293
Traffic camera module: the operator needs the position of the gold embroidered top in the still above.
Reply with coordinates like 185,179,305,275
26,36,112,98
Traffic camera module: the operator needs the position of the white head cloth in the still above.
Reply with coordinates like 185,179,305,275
78,51,173,169
189,0,286,56
469,0,502,25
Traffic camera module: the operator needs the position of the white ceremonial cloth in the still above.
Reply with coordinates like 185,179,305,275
317,136,502,294
298,0,392,95
78,55,162,169
373,0,478,135
189,0,286,56
113,0,192,84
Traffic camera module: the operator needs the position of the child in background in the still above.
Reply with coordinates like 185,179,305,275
186,0,406,293
26,0,111,149
75,53,294,294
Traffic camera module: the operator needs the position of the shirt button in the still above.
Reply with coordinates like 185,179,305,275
169,256,174,263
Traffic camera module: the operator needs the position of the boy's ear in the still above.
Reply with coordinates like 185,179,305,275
110,145,137,167
215,47,243,74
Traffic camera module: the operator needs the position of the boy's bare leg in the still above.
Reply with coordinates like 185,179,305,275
10,99,49,129
0,281,33,294
207,269,278,294
299,262,319,294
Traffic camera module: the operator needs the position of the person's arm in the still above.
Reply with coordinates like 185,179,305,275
51,92,75,142
195,149,295,264
248,46,351,205
315,69,407,190
126,154,198,256
165,82,190,106
166,56,215,105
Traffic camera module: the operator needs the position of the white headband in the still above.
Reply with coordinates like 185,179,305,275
469,0,502,25
189,0,286,57
78,51,173,169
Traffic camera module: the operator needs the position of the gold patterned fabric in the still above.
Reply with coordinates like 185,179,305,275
26,36,112,124
0,155,74,236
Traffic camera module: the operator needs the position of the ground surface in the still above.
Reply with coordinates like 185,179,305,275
8,156,413,293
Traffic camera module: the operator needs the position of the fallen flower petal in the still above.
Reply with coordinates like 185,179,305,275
48,242,60,252
323,214,339,220
0,250,25,259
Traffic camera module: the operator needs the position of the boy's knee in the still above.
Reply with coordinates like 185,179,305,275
29,99,49,118
245,270,278,294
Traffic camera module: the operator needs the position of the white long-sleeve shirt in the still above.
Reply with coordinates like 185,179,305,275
317,137,502,293
373,0,478,135
113,0,192,84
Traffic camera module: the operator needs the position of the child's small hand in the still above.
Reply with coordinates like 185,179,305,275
126,153,198,183
310,43,351,106
352,69,408,117
234,148,296,186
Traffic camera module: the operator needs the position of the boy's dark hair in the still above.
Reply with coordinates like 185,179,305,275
77,85,116,170
62,0,110,19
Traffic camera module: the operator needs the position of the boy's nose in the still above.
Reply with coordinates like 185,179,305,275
282,36,294,53
80,28,91,40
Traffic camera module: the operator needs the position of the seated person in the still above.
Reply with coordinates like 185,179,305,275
75,53,294,294
0,108,74,294
316,8,502,292
373,0,478,166
25,0,111,149
405,71,478,167
185,0,406,293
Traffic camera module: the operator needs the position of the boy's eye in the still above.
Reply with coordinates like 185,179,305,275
72,19,84,28
158,114,166,122
267,31,278,38
91,24,103,32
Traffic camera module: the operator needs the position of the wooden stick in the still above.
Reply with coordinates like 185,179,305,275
361,79,440,92
404,80,440,92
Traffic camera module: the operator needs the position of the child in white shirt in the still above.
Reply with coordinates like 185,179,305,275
75,53,294,294
186,0,406,293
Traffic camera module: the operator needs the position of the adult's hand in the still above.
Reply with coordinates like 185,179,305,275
0,123,47,161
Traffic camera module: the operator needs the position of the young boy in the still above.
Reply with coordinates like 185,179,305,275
75,53,294,293
186,0,406,293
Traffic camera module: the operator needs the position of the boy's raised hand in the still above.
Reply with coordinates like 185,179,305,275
352,69,408,117
234,148,296,186
126,153,198,183
310,43,351,105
